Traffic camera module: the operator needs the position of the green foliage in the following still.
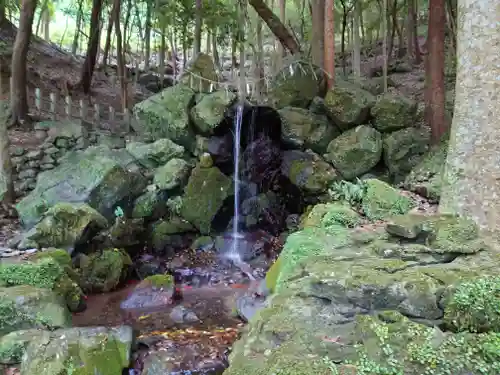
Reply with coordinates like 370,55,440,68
444,276,500,333
328,178,367,206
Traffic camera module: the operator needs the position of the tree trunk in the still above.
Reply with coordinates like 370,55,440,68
387,0,397,60
324,0,335,88
0,106,14,204
412,0,421,63
205,31,211,54
212,28,220,67
112,0,127,111
352,0,361,77
253,14,265,101
159,27,166,79
248,0,301,54
439,0,500,236
277,0,286,66
144,0,152,69
43,7,50,41
340,6,347,76
425,0,446,144
79,0,103,94
123,0,132,57
10,0,37,127
382,0,388,92
71,0,83,55
102,11,113,68
193,0,202,56
311,0,325,68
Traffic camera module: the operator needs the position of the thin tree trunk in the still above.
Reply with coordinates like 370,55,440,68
0,107,14,204
144,0,152,69
43,7,50,40
425,0,446,143
59,15,69,47
112,0,127,111
206,31,211,54
193,0,202,55
352,0,361,77
102,11,113,68
10,0,37,127
382,0,388,91
249,0,301,54
212,27,220,67
79,0,104,94
277,0,286,66
123,0,132,56
311,0,325,68
387,0,397,61
71,0,83,55
238,0,247,99
324,0,335,88
341,6,347,76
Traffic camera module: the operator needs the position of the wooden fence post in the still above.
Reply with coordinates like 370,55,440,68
79,99,86,120
34,88,41,111
65,96,72,118
93,103,100,127
49,92,56,120
109,106,115,122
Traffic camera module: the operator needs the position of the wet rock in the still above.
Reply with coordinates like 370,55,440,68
169,305,200,324
191,90,237,134
133,84,195,148
0,285,71,336
235,293,268,323
21,326,133,375
372,93,418,132
281,150,339,194
150,216,196,255
191,236,215,251
126,138,186,170
180,165,234,235
215,230,274,262
22,202,108,251
16,145,147,228
120,282,174,310
132,190,167,219
323,79,376,130
324,125,382,180
179,53,218,93
106,217,146,249
78,249,132,293
279,106,340,154
240,192,286,233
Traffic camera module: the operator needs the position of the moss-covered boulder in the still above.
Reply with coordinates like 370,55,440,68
225,215,500,375
16,145,147,228
301,202,361,229
268,62,325,109
0,257,83,312
361,178,415,220
278,106,340,154
323,80,376,130
21,326,133,375
125,138,185,169
23,203,108,250
281,150,339,195
0,329,47,364
153,158,192,191
0,285,71,336
404,141,448,202
347,76,396,95
150,216,195,252
383,127,430,180
78,249,132,293
191,90,236,134
178,53,218,93
180,165,233,234
324,125,382,180
132,84,195,148
371,93,418,132
131,190,166,219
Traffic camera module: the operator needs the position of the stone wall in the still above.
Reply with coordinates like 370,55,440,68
10,120,127,197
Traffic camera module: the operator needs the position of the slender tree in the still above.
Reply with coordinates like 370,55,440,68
324,0,335,89
311,0,325,68
0,102,14,204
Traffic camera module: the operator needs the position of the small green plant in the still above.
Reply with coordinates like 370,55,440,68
166,196,183,217
328,179,367,206
114,206,124,218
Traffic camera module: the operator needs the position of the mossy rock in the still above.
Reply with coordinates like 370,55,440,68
21,326,133,375
180,165,233,234
131,190,166,219
0,257,83,312
140,274,174,289
361,178,415,220
371,92,418,132
153,158,192,191
78,249,132,293
301,202,361,229
0,285,71,336
325,125,383,180
178,53,218,93
0,329,47,364
191,90,236,134
125,138,186,169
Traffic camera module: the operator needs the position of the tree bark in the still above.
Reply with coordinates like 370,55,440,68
311,0,325,68
71,0,83,55
10,0,37,127
112,0,127,111
193,0,202,55
324,0,335,88
352,0,361,77
439,0,500,237
144,0,152,69
79,0,104,94
249,0,301,54
425,0,447,144
277,0,286,66
0,105,14,204
101,10,114,68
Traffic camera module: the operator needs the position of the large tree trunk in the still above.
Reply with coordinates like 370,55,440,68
79,0,104,94
439,0,500,236
311,0,325,67
425,0,447,144
324,0,335,88
249,0,301,54
10,0,37,128
0,105,14,204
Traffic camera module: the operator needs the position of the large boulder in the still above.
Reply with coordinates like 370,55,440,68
383,127,430,180
179,53,219,93
324,125,382,180
323,80,376,130
404,141,448,202
0,285,71,336
153,158,192,191
16,145,147,228
371,93,418,132
225,214,500,375
23,203,109,250
21,326,133,375
279,106,340,154
191,90,236,134
281,150,339,195
180,165,234,234
125,138,185,169
132,84,195,149
268,61,325,109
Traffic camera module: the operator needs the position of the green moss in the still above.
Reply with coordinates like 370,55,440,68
444,276,500,333
321,203,361,228
142,274,173,288
31,249,72,268
427,216,485,254
264,257,282,293
361,179,415,220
